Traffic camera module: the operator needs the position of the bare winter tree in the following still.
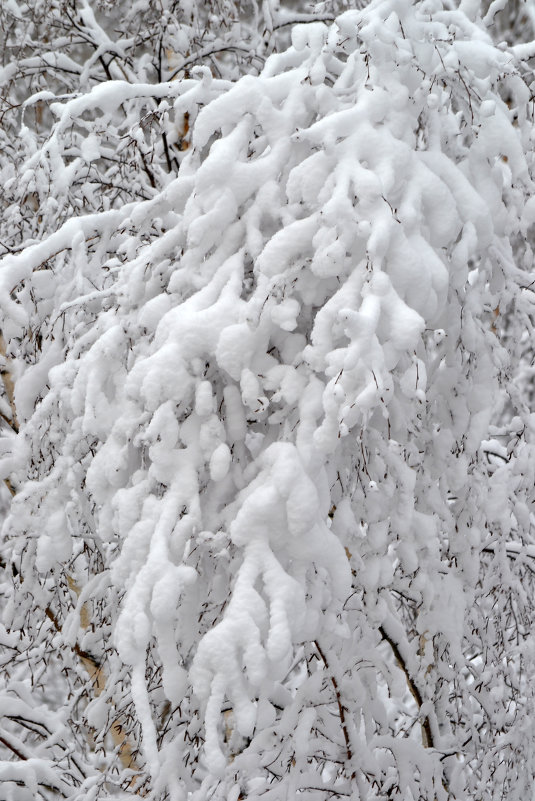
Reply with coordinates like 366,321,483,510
1,0,535,799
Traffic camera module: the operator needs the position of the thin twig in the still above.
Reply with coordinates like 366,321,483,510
314,640,353,770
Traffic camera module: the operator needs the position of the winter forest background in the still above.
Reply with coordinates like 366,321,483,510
1,0,535,798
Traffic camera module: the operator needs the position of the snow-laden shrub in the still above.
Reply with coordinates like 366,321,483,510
1,0,535,798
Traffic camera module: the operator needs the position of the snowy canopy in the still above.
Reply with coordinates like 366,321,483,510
1,0,535,799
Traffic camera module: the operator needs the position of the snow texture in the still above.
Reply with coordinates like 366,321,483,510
1,0,535,799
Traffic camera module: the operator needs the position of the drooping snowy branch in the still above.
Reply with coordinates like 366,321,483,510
1,0,535,799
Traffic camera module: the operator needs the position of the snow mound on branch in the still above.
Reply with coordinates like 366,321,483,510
1,0,534,797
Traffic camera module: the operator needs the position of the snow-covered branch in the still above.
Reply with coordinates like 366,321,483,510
1,0,535,799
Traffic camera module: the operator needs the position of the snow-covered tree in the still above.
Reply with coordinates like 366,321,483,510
1,0,535,799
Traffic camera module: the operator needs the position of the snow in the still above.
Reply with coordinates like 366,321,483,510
209,442,231,482
1,0,535,798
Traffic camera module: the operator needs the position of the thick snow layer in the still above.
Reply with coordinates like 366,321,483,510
1,0,534,797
